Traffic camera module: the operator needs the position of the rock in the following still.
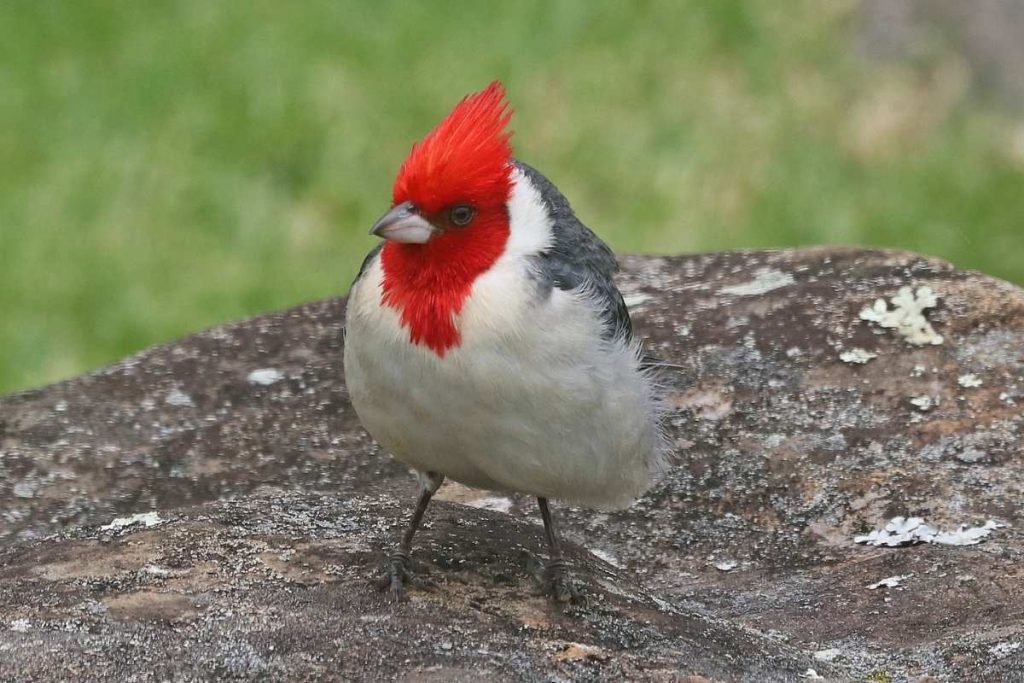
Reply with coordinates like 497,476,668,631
2,247,1023,681
0,491,808,681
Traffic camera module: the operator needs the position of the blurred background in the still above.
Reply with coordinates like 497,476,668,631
2,0,1023,394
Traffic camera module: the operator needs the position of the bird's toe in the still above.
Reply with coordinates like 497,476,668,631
374,551,413,603
538,558,587,607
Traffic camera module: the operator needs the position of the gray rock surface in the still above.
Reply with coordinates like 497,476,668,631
2,247,1023,681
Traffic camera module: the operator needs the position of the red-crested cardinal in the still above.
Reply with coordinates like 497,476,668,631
344,82,666,603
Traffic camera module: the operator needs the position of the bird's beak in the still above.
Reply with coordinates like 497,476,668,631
369,201,439,244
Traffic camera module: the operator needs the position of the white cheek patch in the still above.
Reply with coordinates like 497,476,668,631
458,168,553,341
505,167,553,259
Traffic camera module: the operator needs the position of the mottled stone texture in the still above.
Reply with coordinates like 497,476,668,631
2,247,1022,682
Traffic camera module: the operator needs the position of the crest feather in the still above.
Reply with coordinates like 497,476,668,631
393,81,514,212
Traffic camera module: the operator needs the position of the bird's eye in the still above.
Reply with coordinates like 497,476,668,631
449,204,476,227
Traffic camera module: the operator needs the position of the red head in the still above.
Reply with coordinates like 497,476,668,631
393,81,514,216
370,82,516,355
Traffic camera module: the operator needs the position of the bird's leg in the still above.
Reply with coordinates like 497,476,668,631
377,471,444,602
536,497,585,605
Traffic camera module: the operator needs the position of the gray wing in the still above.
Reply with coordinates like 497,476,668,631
514,160,633,342
351,242,383,288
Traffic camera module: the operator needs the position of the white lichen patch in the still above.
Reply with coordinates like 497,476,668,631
909,395,936,411
8,618,31,632
867,574,911,590
955,446,988,464
859,286,944,346
165,387,195,407
989,641,1022,659
957,373,983,388
718,267,795,296
932,520,1007,545
839,348,877,364
855,516,1008,547
463,496,513,514
247,368,285,386
142,564,172,577
100,511,164,532
12,481,37,499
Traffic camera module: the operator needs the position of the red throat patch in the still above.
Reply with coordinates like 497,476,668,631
380,82,515,356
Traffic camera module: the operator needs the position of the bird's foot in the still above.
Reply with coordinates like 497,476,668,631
373,551,436,603
537,558,586,606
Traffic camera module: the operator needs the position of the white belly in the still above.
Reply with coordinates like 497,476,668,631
343,257,663,509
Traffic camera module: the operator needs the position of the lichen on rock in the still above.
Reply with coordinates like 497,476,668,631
859,285,944,345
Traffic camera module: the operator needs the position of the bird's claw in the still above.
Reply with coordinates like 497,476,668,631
374,551,436,603
374,551,412,602
537,558,586,606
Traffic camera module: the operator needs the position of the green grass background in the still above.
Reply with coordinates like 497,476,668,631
3,1,1023,393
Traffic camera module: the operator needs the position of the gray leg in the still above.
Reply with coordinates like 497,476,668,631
537,497,584,605
377,472,444,602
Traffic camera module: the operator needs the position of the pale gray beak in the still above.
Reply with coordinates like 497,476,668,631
370,201,439,244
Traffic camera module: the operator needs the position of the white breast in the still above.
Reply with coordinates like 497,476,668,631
343,171,665,509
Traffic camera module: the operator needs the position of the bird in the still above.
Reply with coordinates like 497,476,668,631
343,81,666,604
